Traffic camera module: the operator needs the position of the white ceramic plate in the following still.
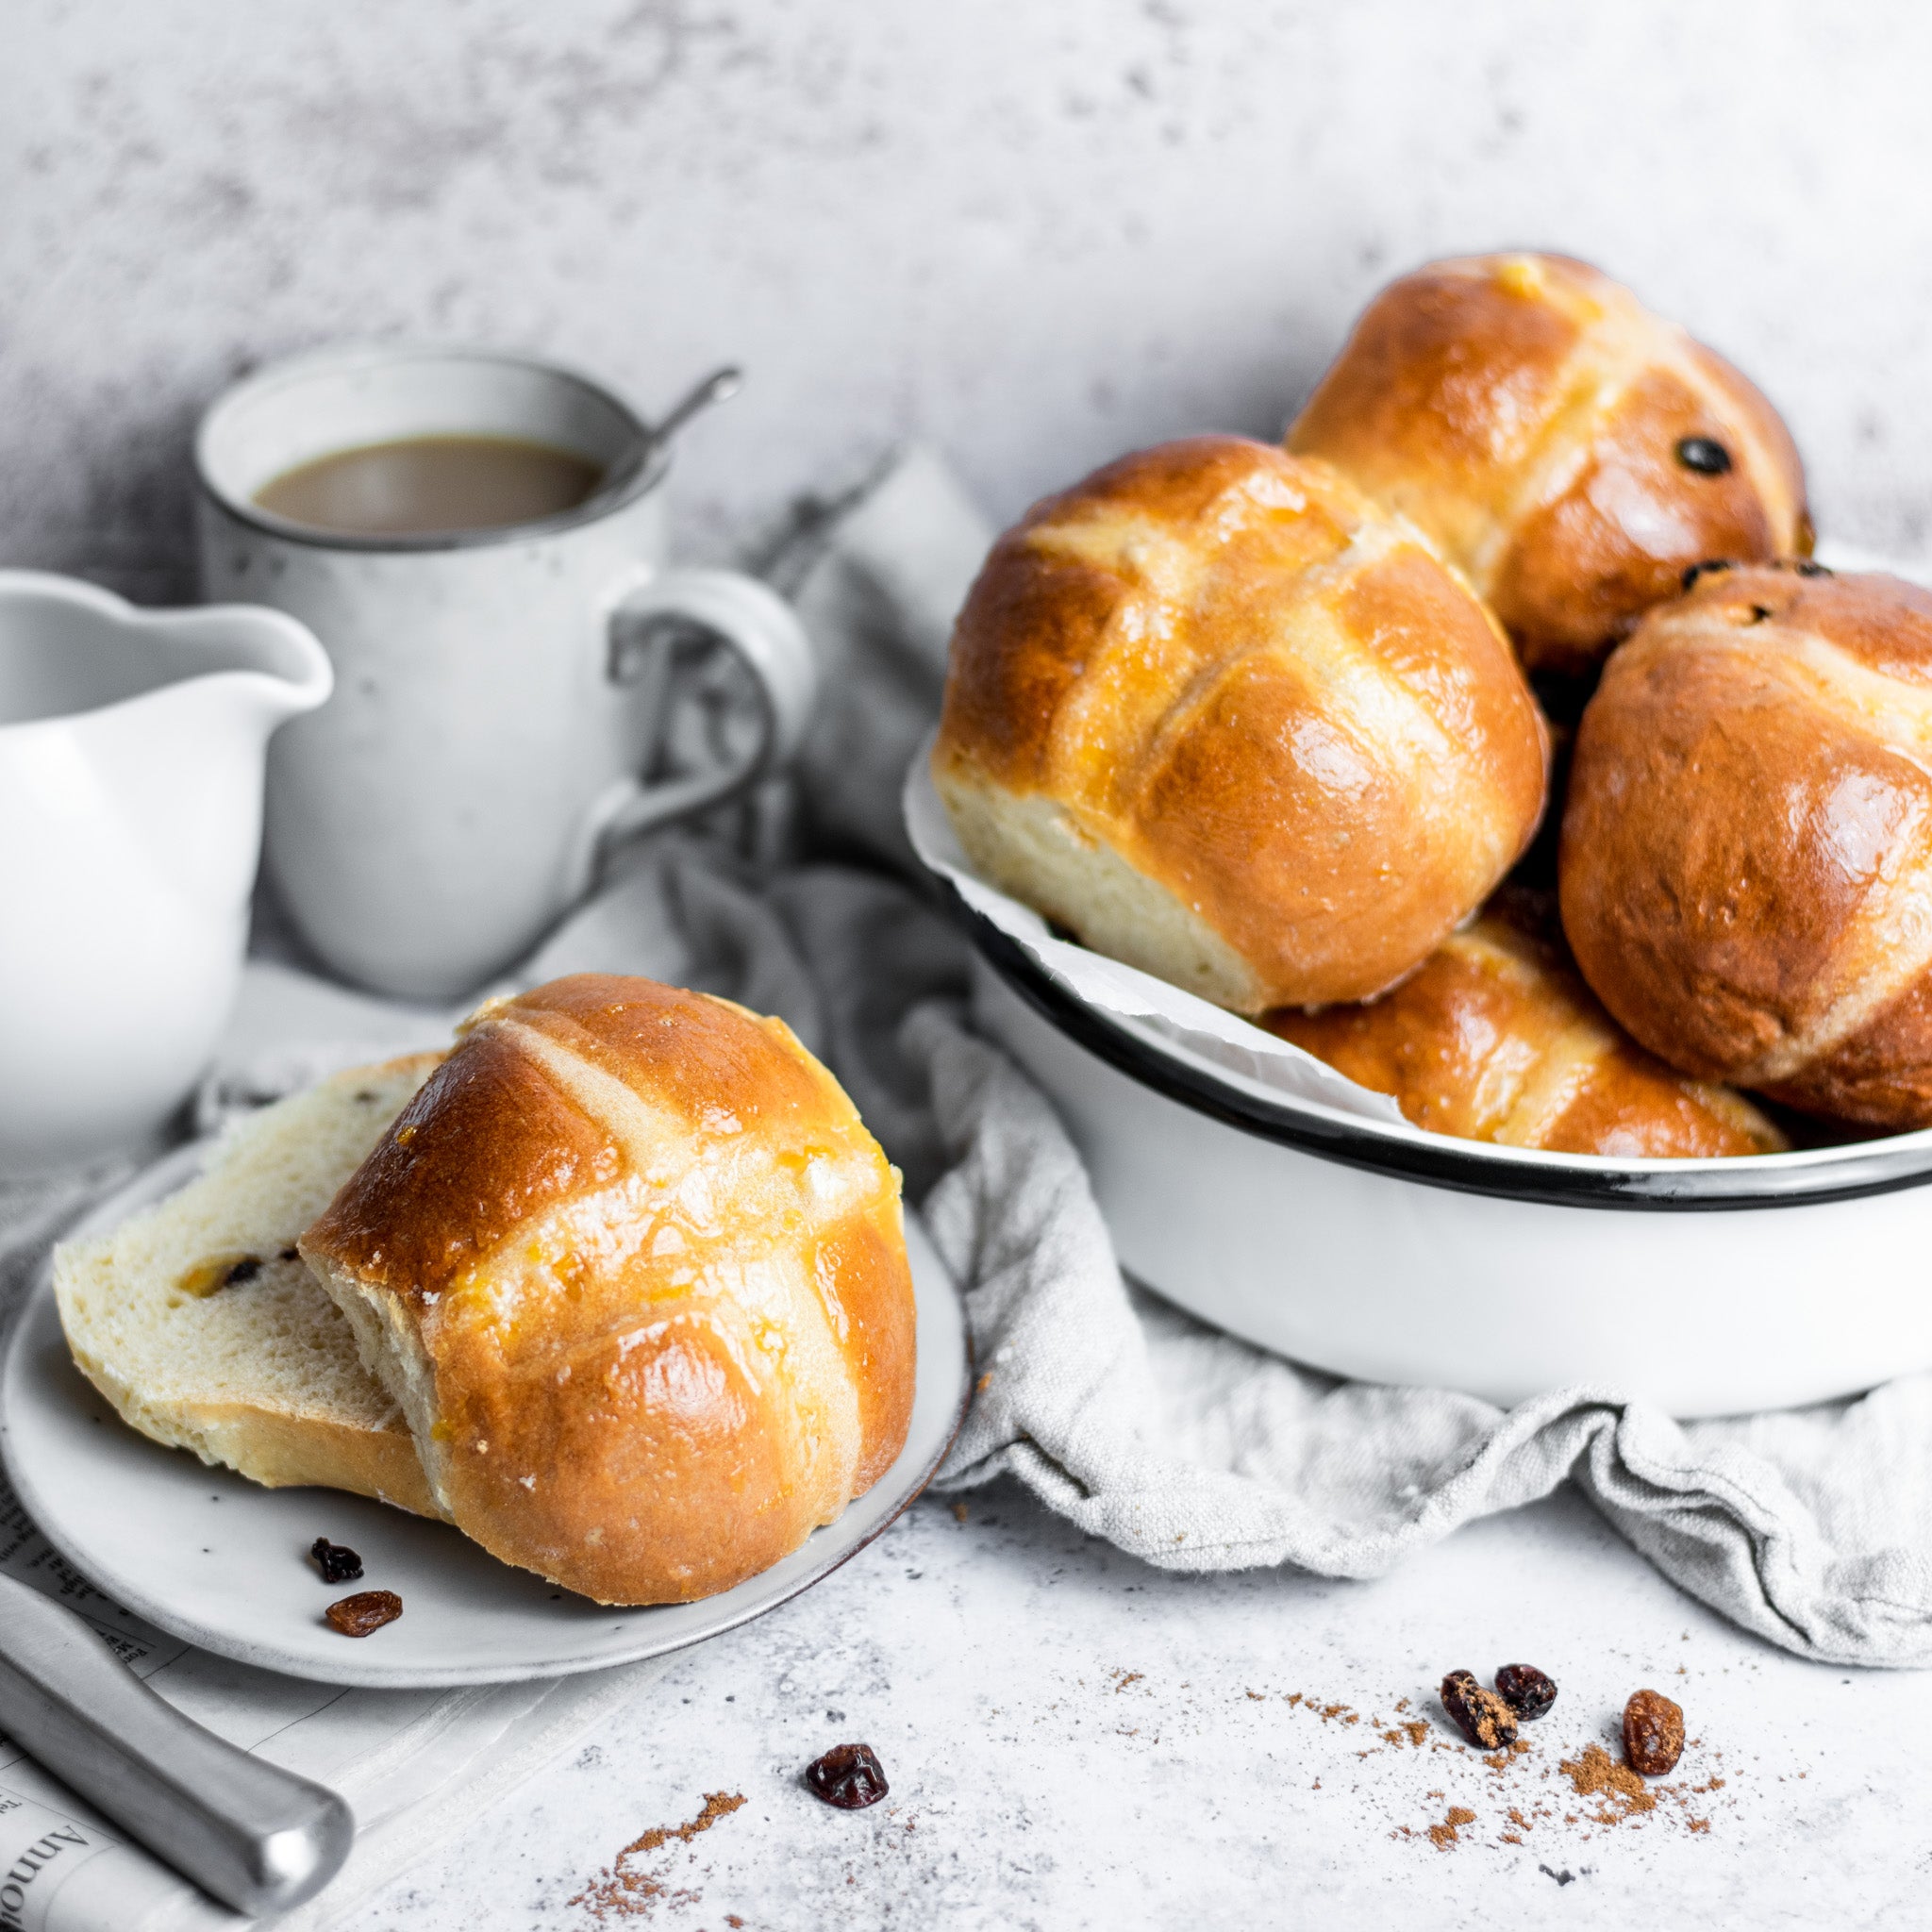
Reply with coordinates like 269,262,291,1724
1,1142,971,1688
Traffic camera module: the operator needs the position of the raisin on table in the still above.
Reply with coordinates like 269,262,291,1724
1494,1663,1557,1722
1623,1689,1685,1775
805,1743,889,1809
1440,1669,1519,1749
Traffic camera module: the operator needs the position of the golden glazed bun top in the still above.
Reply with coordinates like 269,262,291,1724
1289,252,1811,675
932,436,1549,1012
301,974,917,1606
1559,565,1932,1129
1265,893,1787,1157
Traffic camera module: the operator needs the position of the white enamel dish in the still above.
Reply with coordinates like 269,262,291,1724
907,724,1932,1420
2,1142,970,1688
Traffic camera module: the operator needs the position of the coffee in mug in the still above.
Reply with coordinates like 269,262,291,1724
254,435,606,538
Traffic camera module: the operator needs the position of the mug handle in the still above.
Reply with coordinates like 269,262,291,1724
577,567,818,877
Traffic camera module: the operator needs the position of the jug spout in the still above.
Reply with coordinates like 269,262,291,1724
149,601,334,729
0,572,332,924
0,572,331,740
98,602,332,897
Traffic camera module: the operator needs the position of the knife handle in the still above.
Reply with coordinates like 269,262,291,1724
0,1573,353,1914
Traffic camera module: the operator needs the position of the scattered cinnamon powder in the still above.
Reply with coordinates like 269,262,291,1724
630,1790,746,1854
1428,1806,1478,1849
570,1792,746,1921
1285,1692,1362,1724
1559,1745,1657,1824
1380,1720,1431,1747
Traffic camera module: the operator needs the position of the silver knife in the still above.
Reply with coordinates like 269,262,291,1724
0,1573,353,1915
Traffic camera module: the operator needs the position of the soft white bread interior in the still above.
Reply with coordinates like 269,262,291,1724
53,1055,446,1518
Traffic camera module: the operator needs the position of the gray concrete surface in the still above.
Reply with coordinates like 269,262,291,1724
7,1,1931,604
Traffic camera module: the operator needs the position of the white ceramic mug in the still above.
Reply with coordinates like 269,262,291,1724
194,344,817,1000
0,571,331,1176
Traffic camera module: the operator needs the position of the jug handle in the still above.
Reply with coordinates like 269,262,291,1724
570,569,817,891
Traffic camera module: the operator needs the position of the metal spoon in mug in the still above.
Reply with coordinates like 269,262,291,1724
0,1574,354,1914
643,365,742,456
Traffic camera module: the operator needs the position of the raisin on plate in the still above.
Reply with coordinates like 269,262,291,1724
326,1591,402,1638
310,1538,364,1585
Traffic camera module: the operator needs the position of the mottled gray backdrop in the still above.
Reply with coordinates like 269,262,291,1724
5,0,1928,601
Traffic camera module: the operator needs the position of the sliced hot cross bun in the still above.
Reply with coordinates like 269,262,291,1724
302,973,917,1606
1289,252,1811,676
1560,564,1932,1129
931,435,1548,1012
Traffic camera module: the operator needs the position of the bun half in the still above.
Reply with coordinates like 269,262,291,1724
303,974,917,1606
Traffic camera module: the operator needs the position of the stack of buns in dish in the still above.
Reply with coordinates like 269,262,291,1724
937,248,1932,1146
55,974,919,1607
